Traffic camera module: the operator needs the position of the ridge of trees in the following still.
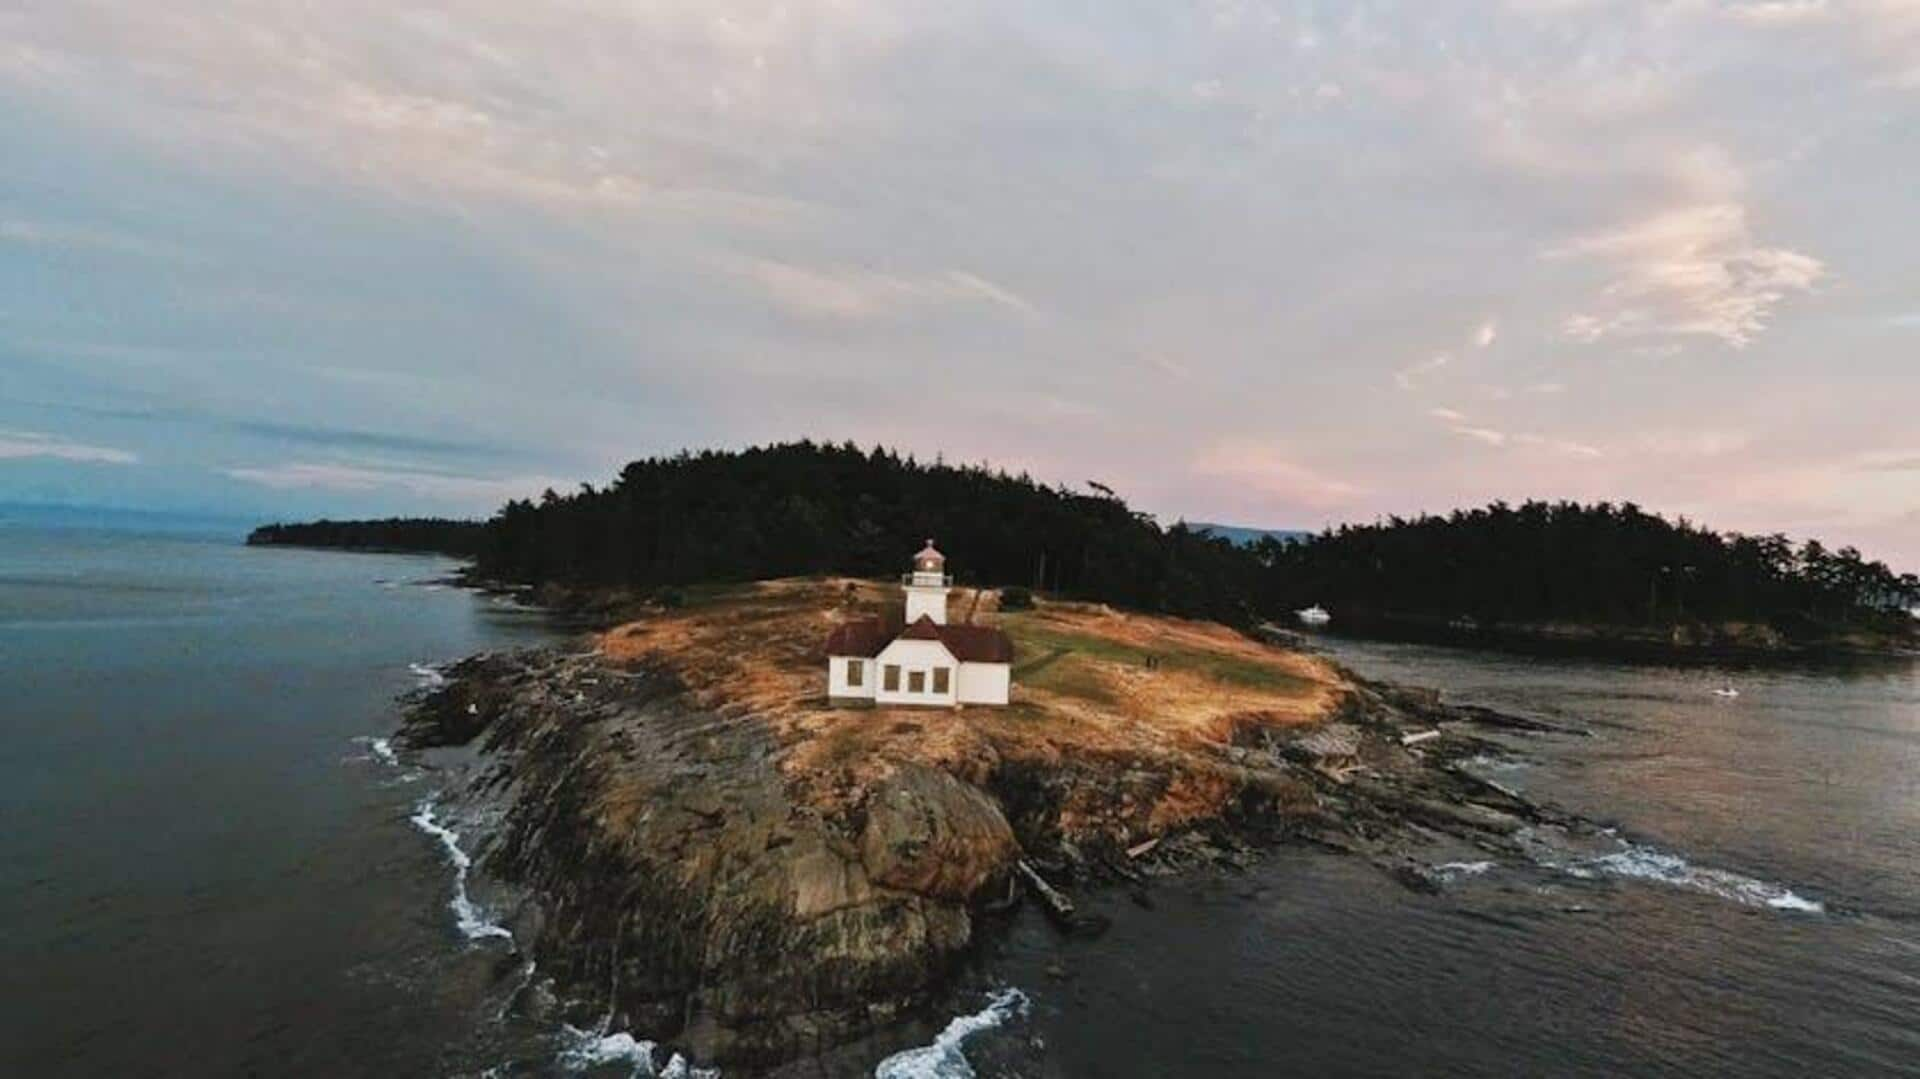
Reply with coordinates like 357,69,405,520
1255,500,1919,635
246,517,485,557
248,441,1920,638
476,441,1260,622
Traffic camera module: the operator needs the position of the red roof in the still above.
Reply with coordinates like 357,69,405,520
934,622,1015,664
823,617,888,657
897,615,946,641
823,614,1014,665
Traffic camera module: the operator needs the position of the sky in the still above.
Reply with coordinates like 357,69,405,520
2,1,1917,567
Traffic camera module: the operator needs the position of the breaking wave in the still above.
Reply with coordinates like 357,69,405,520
873,988,1030,1079
1579,843,1824,913
408,662,447,689
1433,860,1496,880
410,799,515,944
558,1025,717,1078
1518,827,1823,913
1459,753,1528,775
347,735,401,766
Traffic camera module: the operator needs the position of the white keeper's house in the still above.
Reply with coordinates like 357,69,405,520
824,540,1013,707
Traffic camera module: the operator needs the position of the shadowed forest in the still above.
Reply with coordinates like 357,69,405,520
249,441,1919,641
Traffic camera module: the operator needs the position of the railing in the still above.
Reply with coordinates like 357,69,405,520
902,573,954,586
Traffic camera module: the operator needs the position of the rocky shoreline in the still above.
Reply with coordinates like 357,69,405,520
396,628,1606,1074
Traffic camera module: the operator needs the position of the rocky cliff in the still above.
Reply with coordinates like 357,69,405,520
399,578,1582,1072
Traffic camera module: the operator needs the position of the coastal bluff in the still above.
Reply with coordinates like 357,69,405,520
399,578,1564,1071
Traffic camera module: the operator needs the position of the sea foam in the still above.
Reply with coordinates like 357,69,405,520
409,662,447,689
1582,844,1824,913
558,1025,717,1078
873,988,1030,1079
369,737,399,766
410,799,515,944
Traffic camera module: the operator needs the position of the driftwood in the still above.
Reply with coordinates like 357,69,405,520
1016,859,1076,922
1125,837,1160,859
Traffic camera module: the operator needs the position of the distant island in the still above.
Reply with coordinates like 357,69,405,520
1188,522,1312,547
250,441,1919,657
247,516,484,557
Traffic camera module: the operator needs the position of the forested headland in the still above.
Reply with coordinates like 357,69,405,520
247,441,1920,650
1258,501,1920,646
246,517,485,557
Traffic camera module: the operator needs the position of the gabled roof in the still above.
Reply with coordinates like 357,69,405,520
897,614,946,641
823,614,1015,665
824,617,888,658
934,622,1015,664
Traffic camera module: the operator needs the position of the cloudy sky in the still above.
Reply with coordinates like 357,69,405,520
3,1,1917,564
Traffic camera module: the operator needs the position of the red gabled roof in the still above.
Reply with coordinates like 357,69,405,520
823,617,888,657
935,622,1015,664
898,614,946,641
824,614,1015,665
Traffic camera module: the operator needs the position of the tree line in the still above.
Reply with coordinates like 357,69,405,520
246,517,485,557
248,442,1920,638
1253,500,1920,636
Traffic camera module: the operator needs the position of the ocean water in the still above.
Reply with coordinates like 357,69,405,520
0,514,557,1075
5,514,1919,1077
966,634,1920,1077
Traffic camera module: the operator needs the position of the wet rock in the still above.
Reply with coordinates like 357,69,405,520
395,630,1595,1073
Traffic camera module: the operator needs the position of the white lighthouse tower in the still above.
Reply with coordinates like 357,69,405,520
903,539,951,624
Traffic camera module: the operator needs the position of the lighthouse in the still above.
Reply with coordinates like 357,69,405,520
823,539,1014,707
903,538,951,624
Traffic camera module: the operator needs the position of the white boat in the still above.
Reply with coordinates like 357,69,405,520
1296,605,1331,626
1712,685,1740,699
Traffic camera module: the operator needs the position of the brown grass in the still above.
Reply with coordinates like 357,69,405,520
596,578,1343,817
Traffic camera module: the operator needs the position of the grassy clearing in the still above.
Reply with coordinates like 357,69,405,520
1004,617,1311,700
1020,653,1119,705
601,578,1338,793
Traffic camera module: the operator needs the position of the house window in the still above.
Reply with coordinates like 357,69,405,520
908,670,926,693
845,659,864,687
931,668,950,694
883,664,901,692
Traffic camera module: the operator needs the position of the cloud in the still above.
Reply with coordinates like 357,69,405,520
1452,425,1509,447
221,461,567,504
222,418,514,459
1554,202,1823,347
0,217,179,259
1428,406,1468,422
1,1,1914,565
1515,432,1604,458
1395,353,1450,391
1634,430,1753,457
0,430,138,464
1190,442,1366,510
722,257,1036,322
1723,1,1833,26
1443,423,1603,458
1855,449,1920,472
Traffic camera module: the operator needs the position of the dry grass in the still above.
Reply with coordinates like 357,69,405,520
596,578,1343,813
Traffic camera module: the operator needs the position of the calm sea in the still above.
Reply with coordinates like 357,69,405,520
968,632,1920,1077
4,513,1918,1076
0,513,559,1076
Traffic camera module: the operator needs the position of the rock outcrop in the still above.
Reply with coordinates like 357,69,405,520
396,580,1589,1072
